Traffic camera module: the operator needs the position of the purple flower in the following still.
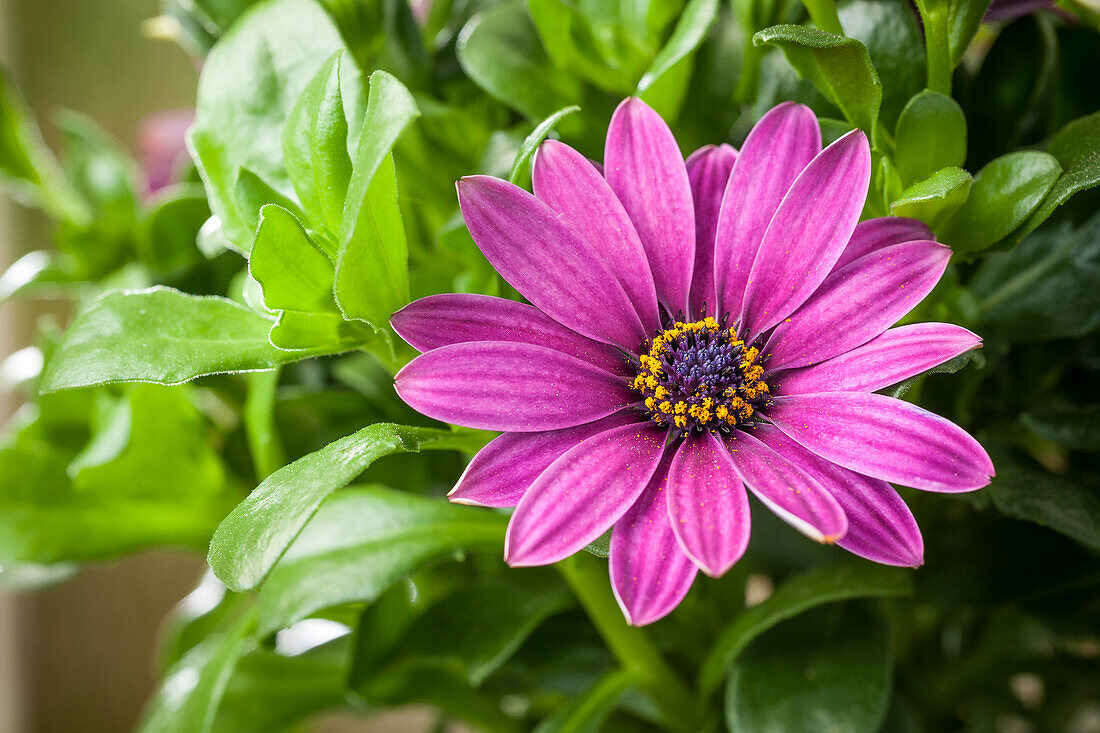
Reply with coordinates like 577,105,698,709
391,99,994,626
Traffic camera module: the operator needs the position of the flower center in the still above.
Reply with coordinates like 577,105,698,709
630,317,770,434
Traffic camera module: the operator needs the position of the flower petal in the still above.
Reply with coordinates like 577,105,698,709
725,429,847,543
740,129,872,339
605,97,695,313
767,392,995,492
533,140,660,331
834,217,933,272
686,144,737,317
392,293,628,375
450,412,641,507
754,425,923,567
773,323,982,396
764,241,952,371
394,341,633,432
505,422,667,566
714,103,821,317
610,454,699,626
457,175,647,349
666,431,751,577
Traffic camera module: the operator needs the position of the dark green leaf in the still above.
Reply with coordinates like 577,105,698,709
189,0,359,248
139,184,210,273
248,204,337,314
987,457,1100,553
40,287,328,392
941,151,1061,254
533,669,635,733
725,603,893,733
1022,405,1100,450
948,0,992,65
257,485,507,635
753,24,882,136
208,423,455,593
1017,111,1100,239
894,90,967,187
509,105,581,186
282,51,352,248
457,2,585,121
698,564,911,698
974,214,1100,341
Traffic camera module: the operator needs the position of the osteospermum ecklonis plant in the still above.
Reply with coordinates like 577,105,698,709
391,98,994,626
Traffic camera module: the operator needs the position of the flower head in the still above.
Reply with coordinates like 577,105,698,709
392,98,994,626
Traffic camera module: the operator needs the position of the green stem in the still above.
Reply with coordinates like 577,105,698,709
244,368,286,480
801,0,844,35
917,0,952,95
557,553,699,732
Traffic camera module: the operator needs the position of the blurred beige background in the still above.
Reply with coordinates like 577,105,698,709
0,2,442,731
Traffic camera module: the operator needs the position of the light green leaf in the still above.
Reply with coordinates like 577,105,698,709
335,69,419,330
509,105,581,186
457,2,585,121
40,287,332,392
248,204,336,314
208,423,456,593
139,183,210,273
725,603,893,733
268,310,373,351
336,153,408,329
890,166,972,228
257,486,507,636
753,24,882,136
189,0,359,249
282,51,352,248
948,0,993,65
137,609,256,733
639,0,718,92
941,151,1062,255
894,90,967,187
698,564,911,698
528,0,643,93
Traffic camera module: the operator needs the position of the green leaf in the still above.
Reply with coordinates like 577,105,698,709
533,669,635,733
0,67,87,222
1022,405,1100,450
883,349,976,399
248,204,337,314
894,90,966,187
639,0,718,93
725,603,893,733
268,310,373,350
211,638,350,733
257,486,507,636
987,457,1100,553
527,0,641,93
0,439,232,564
889,166,972,228
358,574,572,686
137,609,256,733
509,105,581,186
941,151,1062,255
698,564,911,698
39,287,329,392
948,0,993,65
457,2,585,121
838,0,926,130
55,109,140,228
335,69,419,330
189,0,359,249
753,24,882,136
336,153,408,330
139,184,210,273
282,51,352,249
208,423,455,593
1017,111,1100,240
974,215,1100,342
